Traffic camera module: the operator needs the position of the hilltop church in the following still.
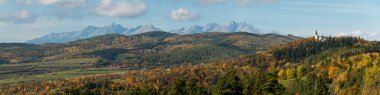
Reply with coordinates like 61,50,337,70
314,30,326,41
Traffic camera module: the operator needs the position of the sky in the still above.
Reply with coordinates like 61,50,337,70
0,0,379,42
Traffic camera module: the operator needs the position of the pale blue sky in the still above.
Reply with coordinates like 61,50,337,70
0,0,379,42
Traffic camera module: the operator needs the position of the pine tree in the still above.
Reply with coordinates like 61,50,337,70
185,77,207,95
261,78,285,95
170,77,187,95
212,70,243,95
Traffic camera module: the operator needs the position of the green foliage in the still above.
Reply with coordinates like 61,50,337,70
261,78,285,95
170,77,207,95
141,45,243,64
272,37,364,62
185,77,207,95
170,77,187,95
287,77,304,94
128,86,158,95
296,65,309,77
212,70,243,95
313,71,330,95
82,48,127,60
241,76,253,95
288,72,330,95
94,59,111,67
0,31,297,64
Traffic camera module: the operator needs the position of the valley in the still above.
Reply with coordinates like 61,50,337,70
2,35,380,95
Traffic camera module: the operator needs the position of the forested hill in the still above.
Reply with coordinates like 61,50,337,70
0,31,299,65
244,36,371,69
4,36,380,94
238,36,380,95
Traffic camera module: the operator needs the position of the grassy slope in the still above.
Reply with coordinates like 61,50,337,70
0,67,130,86
0,58,98,85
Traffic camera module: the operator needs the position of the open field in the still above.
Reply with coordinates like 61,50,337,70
0,67,130,86
0,58,100,85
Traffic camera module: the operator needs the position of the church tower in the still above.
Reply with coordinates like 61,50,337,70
314,29,319,41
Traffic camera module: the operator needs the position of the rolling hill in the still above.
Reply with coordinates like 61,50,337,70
0,31,300,65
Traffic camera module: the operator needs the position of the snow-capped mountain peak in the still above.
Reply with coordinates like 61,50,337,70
124,24,162,35
27,22,261,44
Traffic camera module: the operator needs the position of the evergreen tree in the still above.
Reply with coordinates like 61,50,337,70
287,77,304,94
261,78,285,95
171,77,187,95
313,71,330,95
242,75,253,95
212,70,243,95
185,77,207,95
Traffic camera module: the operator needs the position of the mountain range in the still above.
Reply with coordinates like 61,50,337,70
26,22,262,44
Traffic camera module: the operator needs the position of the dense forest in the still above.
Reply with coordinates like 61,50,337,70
2,36,380,95
0,31,298,65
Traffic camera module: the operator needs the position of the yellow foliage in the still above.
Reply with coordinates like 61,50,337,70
110,83,120,90
278,69,286,80
328,66,337,78
286,68,296,79
363,66,380,95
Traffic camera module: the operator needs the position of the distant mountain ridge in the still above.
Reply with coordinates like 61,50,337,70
170,22,260,34
26,23,163,44
26,22,262,44
2,31,300,64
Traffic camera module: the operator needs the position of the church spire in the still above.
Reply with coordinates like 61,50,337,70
314,29,319,41
315,29,318,36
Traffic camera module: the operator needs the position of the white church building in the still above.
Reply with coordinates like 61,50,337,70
314,29,326,41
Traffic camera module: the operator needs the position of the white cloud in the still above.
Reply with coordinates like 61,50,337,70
53,0,86,8
15,0,33,5
94,0,147,17
170,8,199,21
196,0,276,6
37,0,57,5
235,0,275,6
334,30,379,41
15,0,86,8
0,10,37,23
198,0,225,5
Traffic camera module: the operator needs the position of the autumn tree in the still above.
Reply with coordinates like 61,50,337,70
286,68,296,79
278,69,286,80
170,77,186,95
313,71,330,95
261,78,285,95
212,70,243,95
363,66,380,95
296,65,307,77
185,77,207,95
